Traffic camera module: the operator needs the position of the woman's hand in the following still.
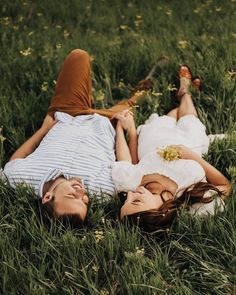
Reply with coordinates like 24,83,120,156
41,114,58,134
112,109,136,134
168,145,197,160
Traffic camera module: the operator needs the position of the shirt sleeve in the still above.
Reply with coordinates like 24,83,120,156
111,161,143,192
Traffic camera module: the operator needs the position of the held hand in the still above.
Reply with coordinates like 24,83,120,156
112,109,136,133
41,114,58,133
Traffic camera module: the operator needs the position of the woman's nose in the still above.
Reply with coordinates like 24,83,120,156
126,191,134,201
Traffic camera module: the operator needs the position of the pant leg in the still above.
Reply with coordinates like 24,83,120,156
47,48,139,119
47,49,93,118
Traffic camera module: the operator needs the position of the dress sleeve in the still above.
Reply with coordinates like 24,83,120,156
111,161,143,192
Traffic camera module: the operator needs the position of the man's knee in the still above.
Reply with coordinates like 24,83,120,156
69,49,90,61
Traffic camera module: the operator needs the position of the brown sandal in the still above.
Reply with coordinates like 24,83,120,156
178,65,192,80
192,76,201,91
176,65,192,100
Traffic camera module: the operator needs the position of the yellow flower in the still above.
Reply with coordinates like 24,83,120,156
92,265,99,273
178,40,189,49
151,91,163,97
135,246,145,256
95,230,104,242
120,24,128,30
63,30,70,38
118,80,125,88
167,84,177,91
193,8,201,13
37,12,42,17
56,43,62,49
90,55,95,62
41,82,48,92
0,132,6,142
28,31,34,36
165,9,172,16
20,48,32,56
100,289,109,295
18,16,24,22
96,90,105,102
215,6,222,12
157,147,181,161
134,90,146,97
2,17,10,25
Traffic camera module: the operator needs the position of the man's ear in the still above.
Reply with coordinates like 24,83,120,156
42,192,53,204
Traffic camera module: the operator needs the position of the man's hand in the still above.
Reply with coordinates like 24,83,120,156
41,114,58,133
112,109,136,134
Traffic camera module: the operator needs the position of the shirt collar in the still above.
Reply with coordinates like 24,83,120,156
38,168,65,198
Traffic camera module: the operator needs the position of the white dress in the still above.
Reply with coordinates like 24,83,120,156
112,114,224,216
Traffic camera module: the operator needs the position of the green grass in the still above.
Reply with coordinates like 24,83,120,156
0,0,236,294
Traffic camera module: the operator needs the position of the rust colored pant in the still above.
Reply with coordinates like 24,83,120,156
47,49,138,118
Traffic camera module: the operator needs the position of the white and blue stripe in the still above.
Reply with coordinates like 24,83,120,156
3,112,116,198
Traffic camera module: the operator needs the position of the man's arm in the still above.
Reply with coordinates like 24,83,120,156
171,145,232,198
10,115,57,161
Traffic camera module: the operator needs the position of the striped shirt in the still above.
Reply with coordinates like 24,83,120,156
3,112,116,198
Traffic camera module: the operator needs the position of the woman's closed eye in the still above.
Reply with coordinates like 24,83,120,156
132,199,141,204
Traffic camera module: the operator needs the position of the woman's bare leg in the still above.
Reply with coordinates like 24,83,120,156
166,107,179,119
177,77,198,119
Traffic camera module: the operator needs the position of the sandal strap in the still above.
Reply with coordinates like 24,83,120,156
179,65,192,80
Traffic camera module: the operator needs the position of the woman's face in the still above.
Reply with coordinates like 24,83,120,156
120,186,168,219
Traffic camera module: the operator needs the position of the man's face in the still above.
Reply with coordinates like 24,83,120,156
51,177,89,221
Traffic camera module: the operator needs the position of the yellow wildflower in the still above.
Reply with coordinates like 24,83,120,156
96,90,105,102
20,48,32,56
63,30,70,38
95,230,104,242
92,265,99,273
18,16,24,22
2,17,10,25
41,82,48,92
193,8,201,13
151,91,163,97
165,9,172,16
56,43,62,49
167,84,177,91
134,90,146,97
157,146,181,161
215,6,222,12
100,289,109,295
120,24,128,30
37,12,42,17
28,31,34,36
178,40,188,49
90,55,95,62
135,246,145,256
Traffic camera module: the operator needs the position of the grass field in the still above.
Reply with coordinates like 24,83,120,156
0,0,236,294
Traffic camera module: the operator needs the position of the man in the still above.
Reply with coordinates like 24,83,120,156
3,49,139,226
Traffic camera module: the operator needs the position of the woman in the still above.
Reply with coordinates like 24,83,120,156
112,66,231,232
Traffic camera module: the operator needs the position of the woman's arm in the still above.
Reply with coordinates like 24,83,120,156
10,115,57,161
113,110,138,164
171,145,232,198
115,122,132,163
